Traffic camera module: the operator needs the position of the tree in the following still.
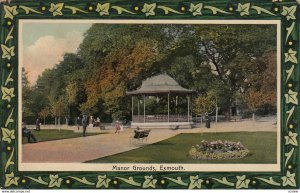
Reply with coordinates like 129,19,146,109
30,69,58,119
258,51,277,108
190,25,276,120
27,53,85,124
78,25,167,118
193,95,216,124
244,89,266,121
50,99,67,130
22,68,34,122
26,24,277,124
38,107,50,125
243,50,277,120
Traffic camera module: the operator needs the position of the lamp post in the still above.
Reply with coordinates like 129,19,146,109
215,97,218,123
187,95,190,122
143,95,146,123
176,95,178,122
168,93,170,122
131,96,134,123
138,98,141,122
156,96,160,121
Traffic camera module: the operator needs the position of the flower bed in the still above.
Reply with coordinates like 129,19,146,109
188,140,250,160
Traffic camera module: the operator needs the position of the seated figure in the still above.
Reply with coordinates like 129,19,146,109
134,129,144,139
22,123,37,143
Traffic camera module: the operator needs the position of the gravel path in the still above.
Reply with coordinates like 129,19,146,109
22,117,277,163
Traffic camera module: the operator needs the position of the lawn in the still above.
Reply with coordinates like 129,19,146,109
87,132,277,164
23,129,105,144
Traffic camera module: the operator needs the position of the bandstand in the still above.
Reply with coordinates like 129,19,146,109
126,74,194,129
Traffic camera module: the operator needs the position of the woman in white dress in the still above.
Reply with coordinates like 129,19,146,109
89,116,93,128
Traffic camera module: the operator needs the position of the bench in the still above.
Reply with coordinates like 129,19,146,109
22,130,38,144
92,122,107,130
22,135,28,144
99,125,106,130
230,116,242,122
130,129,151,145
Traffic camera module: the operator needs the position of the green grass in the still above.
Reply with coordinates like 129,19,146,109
23,129,105,144
87,132,277,164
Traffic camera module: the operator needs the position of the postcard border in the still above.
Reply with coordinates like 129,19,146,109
18,19,281,173
0,0,299,189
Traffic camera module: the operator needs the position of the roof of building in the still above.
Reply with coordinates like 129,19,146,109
126,74,194,95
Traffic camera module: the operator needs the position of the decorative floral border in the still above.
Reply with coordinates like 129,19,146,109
0,0,299,189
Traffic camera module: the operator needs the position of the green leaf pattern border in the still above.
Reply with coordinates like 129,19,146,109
0,0,299,189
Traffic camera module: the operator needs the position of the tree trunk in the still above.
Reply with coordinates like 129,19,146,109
215,105,218,123
224,111,230,121
252,113,256,121
224,106,232,122
200,114,203,125
43,117,45,127
55,117,57,128
58,117,61,132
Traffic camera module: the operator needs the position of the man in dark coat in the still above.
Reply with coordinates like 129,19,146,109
205,113,211,128
35,118,41,131
76,116,81,130
82,115,88,137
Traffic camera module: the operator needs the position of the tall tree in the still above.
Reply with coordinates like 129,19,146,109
39,107,50,125
25,24,277,123
50,98,68,129
243,50,277,120
22,68,34,122
78,25,169,119
190,25,276,119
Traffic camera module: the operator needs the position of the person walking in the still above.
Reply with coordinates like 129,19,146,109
76,116,81,130
35,118,41,131
205,113,211,128
82,115,88,137
89,116,94,128
95,117,101,127
115,120,121,134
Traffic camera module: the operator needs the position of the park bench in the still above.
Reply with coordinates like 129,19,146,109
22,130,38,144
22,135,28,144
230,116,242,122
99,125,106,130
92,122,106,130
129,129,151,145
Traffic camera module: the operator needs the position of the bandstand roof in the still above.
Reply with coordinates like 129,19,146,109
126,74,194,95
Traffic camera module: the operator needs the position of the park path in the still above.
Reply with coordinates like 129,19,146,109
22,117,277,163
22,128,181,163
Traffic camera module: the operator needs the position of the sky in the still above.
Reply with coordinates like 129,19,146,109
22,23,92,85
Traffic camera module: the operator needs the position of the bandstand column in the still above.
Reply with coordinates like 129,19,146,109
131,96,134,123
168,93,170,122
190,95,192,119
216,97,218,123
176,95,179,122
188,95,190,122
138,98,140,122
143,95,146,123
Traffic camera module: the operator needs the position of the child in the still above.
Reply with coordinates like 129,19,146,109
115,120,121,133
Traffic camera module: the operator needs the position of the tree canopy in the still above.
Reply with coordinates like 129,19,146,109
23,24,277,124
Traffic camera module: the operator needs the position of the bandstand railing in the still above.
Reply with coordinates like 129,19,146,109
132,115,192,122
